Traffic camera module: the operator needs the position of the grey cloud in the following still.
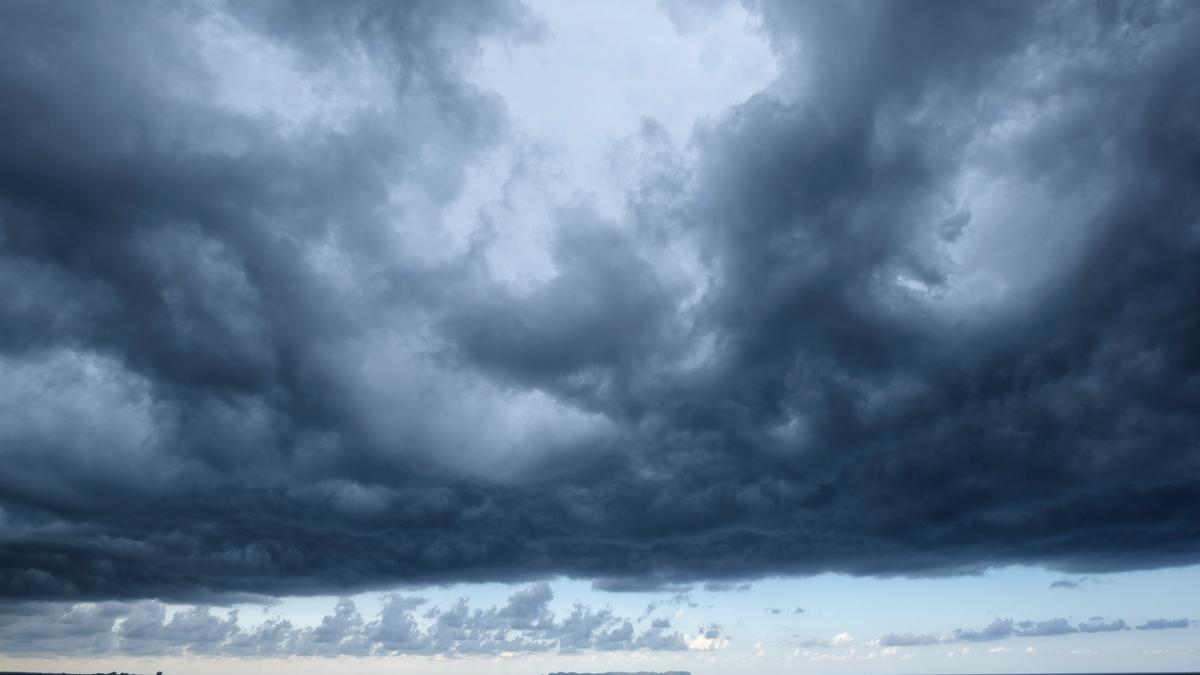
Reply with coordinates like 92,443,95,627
1050,576,1097,589
1014,618,1077,637
1136,618,1191,630
879,632,942,647
1078,617,1129,633
953,617,1076,641
0,584,694,658
890,615,1151,645
0,601,126,656
954,618,1014,642
591,579,693,594
1,0,1198,603
701,582,751,593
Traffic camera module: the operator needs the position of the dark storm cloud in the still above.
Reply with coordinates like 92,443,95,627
1,0,1199,603
0,584,692,657
591,579,693,595
701,582,751,593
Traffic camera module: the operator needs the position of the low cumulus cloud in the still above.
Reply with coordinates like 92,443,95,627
883,614,1192,647
0,0,1198,604
1136,619,1191,630
0,583,716,658
1078,617,1129,633
879,632,942,648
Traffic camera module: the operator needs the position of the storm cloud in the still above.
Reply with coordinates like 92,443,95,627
1,0,1199,606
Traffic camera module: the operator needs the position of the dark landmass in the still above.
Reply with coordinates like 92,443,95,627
0,671,150,675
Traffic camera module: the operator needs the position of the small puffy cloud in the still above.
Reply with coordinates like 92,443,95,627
685,624,728,651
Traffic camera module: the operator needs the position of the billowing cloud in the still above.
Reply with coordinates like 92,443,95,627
1,0,1198,605
0,584,704,657
954,618,1014,642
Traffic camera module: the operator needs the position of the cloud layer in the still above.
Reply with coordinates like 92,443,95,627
0,583,713,657
1,0,1198,603
880,615,1191,646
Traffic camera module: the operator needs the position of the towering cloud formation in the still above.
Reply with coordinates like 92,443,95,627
1,0,1198,602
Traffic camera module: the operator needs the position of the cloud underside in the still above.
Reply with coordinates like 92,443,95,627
1,0,1199,602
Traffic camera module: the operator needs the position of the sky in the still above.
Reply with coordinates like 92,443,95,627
0,0,1197,673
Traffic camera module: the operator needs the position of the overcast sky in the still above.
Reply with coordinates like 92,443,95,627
1,0,1197,673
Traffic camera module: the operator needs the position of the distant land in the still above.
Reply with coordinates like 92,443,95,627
547,671,691,675
0,671,151,675
0,667,146,672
